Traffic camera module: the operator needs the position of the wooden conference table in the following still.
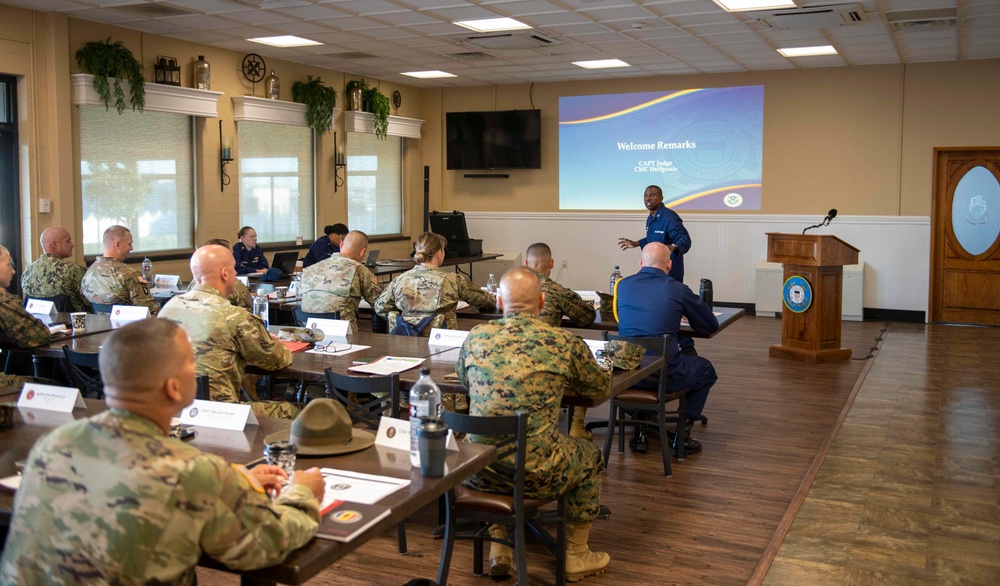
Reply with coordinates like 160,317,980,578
460,305,746,336
0,398,496,585
34,329,665,409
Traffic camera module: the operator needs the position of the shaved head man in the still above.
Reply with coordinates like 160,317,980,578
21,227,93,313
299,230,383,334
1,318,323,583
158,245,299,419
0,244,51,365
456,265,613,582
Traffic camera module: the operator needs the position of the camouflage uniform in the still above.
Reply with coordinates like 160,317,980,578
538,273,597,328
81,256,160,316
374,265,496,334
20,253,93,313
1,289,51,349
0,408,319,584
186,278,252,312
159,284,300,419
456,311,612,522
300,253,383,333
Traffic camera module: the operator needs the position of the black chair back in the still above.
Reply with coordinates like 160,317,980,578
196,375,210,401
23,294,72,313
293,309,340,327
323,368,399,429
60,345,104,399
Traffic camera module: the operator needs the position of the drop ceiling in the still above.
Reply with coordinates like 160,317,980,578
3,0,998,87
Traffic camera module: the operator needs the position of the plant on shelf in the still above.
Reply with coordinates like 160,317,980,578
75,37,145,114
363,85,391,140
292,75,337,135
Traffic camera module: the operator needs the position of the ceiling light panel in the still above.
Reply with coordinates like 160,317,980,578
454,17,533,32
712,0,796,11
248,35,323,47
777,45,838,56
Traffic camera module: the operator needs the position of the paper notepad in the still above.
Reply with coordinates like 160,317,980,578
319,468,410,507
348,356,424,375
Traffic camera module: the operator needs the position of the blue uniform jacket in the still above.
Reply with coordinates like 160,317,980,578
302,236,339,268
615,267,718,376
233,243,269,275
637,204,691,283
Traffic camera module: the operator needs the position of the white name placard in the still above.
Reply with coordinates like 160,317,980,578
583,339,607,359
306,318,350,339
17,383,85,412
25,299,55,315
375,415,459,452
428,328,469,348
112,305,150,321
153,274,180,289
179,399,259,431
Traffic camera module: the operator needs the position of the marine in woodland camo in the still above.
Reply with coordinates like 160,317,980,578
20,253,93,313
456,311,612,522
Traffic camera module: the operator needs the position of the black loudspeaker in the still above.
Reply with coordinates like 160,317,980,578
423,166,430,233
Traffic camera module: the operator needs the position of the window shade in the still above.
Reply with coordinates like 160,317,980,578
346,133,402,236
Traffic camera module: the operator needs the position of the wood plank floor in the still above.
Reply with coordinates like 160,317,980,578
196,316,930,585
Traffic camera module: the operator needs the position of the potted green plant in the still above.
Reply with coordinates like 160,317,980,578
75,37,145,114
363,85,391,140
292,75,337,135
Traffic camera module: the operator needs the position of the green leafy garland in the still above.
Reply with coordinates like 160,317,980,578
363,86,391,140
292,75,337,135
75,37,145,114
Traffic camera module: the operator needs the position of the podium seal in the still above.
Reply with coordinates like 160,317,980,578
783,276,812,313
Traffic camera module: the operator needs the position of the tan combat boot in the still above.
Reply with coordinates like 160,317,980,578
565,522,610,582
488,524,513,579
569,408,593,440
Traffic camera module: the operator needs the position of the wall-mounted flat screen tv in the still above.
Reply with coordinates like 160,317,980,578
446,109,541,170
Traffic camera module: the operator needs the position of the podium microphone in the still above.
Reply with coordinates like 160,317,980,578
803,209,838,234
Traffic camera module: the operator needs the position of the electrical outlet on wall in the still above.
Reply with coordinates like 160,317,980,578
561,258,568,268
39,198,51,213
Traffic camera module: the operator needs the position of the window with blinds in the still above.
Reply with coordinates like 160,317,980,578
346,133,402,236
238,121,315,243
79,107,194,256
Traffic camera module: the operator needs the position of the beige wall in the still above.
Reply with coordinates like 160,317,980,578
428,60,1000,218
4,2,1000,280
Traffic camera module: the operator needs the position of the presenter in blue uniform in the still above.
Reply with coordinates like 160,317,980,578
617,184,697,354
233,226,269,275
615,242,719,455
302,223,348,268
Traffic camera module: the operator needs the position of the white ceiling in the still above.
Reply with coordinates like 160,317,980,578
4,0,999,87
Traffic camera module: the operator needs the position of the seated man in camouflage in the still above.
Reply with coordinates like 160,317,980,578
0,244,51,388
81,224,159,316
457,267,612,582
0,318,324,584
21,226,93,313
159,245,301,419
300,230,382,334
200,238,253,311
523,242,599,439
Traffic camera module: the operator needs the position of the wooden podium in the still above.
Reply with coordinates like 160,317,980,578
766,233,860,363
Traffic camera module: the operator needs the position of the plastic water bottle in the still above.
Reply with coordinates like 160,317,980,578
141,256,153,282
253,294,269,329
609,265,623,294
486,273,498,294
409,368,442,468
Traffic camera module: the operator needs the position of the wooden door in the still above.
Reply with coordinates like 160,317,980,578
930,148,1000,325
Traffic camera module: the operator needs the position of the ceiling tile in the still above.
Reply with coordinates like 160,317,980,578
164,0,247,14
65,8,143,24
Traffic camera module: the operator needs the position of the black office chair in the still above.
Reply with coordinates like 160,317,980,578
323,368,406,553
196,375,210,401
60,345,104,399
23,294,72,313
437,411,568,586
293,309,340,327
91,302,115,314
322,369,400,429
601,333,694,476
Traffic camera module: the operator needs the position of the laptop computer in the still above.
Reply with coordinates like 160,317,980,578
364,249,380,268
271,251,300,277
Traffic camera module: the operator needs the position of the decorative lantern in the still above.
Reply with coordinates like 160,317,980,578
154,55,181,86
